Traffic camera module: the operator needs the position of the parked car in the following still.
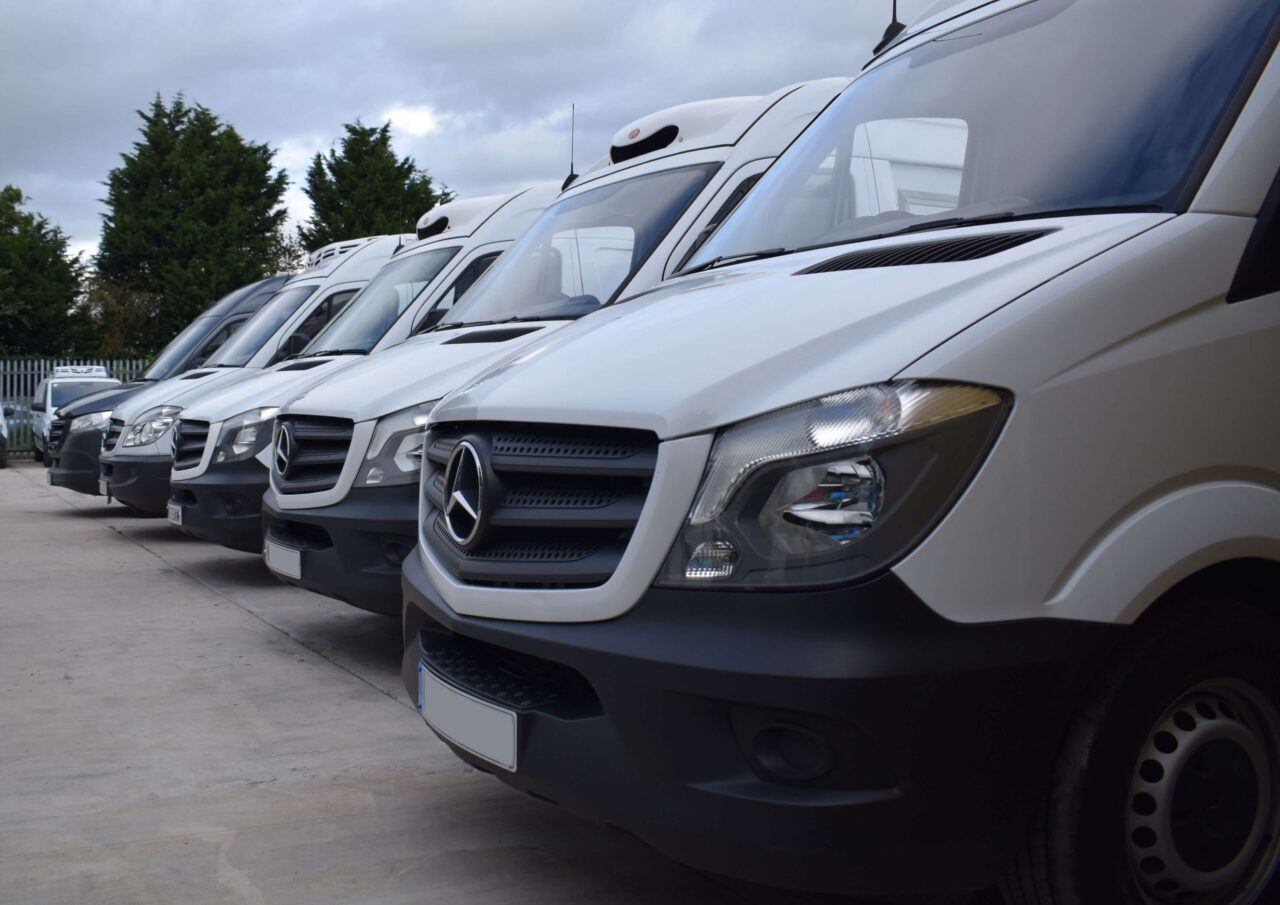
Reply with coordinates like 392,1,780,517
259,79,850,616
0,403,12,468
47,273,289,495
99,236,409,515
168,187,557,553
400,0,1280,901
30,366,120,464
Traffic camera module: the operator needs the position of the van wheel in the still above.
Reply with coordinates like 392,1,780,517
1000,599,1280,905
0,446,7,469
33,447,43,463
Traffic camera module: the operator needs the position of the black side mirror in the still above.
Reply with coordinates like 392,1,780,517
415,307,448,334
2,404,13,418
30,402,45,413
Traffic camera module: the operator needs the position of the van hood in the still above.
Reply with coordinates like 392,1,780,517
56,382,148,418
110,367,261,426
435,213,1169,438
179,356,356,422
281,323,567,423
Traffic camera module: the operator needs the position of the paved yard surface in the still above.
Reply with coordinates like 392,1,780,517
0,462,997,905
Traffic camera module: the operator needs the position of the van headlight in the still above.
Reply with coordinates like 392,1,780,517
214,407,278,463
657,382,1009,589
359,401,437,487
122,406,183,448
70,411,112,433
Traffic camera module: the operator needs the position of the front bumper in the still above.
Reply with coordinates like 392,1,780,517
262,483,418,615
169,460,269,553
102,454,171,516
49,428,106,495
401,549,1121,896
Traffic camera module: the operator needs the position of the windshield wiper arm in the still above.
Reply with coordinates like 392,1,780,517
677,247,791,276
428,319,509,333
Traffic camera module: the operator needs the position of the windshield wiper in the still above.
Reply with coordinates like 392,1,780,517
677,247,791,276
307,348,369,357
429,319,511,333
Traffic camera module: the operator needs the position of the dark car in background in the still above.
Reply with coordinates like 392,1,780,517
48,273,289,496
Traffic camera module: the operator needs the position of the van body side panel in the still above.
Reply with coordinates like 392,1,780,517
893,214,1280,624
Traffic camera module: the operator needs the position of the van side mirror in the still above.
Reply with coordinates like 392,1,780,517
415,307,448,334
2,404,14,417
30,401,45,413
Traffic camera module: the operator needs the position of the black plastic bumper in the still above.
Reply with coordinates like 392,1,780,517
49,427,106,495
401,549,1123,896
262,484,418,615
102,454,171,516
169,459,269,553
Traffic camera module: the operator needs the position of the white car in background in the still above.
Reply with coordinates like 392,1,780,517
30,366,120,464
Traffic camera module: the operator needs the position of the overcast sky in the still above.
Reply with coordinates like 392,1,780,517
3,0,936,259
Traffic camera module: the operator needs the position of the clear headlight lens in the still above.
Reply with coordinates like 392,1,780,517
358,401,437,487
214,407,279,464
70,411,112,433
121,406,183,448
657,381,1008,589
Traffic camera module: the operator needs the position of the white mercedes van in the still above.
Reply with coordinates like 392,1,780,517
259,80,850,616
30,366,120,463
100,236,407,515
166,188,556,552
401,0,1280,901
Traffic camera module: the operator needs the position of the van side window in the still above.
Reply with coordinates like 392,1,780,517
271,289,359,363
674,173,764,273
189,317,246,367
414,252,501,333
1227,168,1280,303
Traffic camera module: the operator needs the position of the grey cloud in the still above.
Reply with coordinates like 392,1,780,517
2,0,936,254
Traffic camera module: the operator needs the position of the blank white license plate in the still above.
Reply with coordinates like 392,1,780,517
98,478,109,497
264,539,302,579
166,502,183,526
419,662,518,772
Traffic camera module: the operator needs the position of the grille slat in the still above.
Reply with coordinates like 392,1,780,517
423,423,658,588
799,230,1049,274
274,415,353,494
47,418,66,455
172,419,211,470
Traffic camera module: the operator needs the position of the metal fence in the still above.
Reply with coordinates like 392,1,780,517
1,358,150,457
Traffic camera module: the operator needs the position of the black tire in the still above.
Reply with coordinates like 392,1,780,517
33,446,43,464
0,443,7,469
1001,598,1280,905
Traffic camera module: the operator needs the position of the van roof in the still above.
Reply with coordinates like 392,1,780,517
288,234,414,284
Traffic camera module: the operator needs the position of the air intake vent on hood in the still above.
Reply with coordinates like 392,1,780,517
799,231,1050,274
180,370,216,380
441,327,543,345
278,359,332,372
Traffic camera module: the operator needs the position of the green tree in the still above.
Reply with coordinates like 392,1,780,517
96,93,292,350
0,185,94,355
297,121,451,250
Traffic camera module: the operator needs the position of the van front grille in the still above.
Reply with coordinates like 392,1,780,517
172,420,210,470
47,418,66,455
103,417,126,452
274,415,354,494
422,423,657,588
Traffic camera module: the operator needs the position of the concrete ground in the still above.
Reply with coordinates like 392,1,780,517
0,462,999,905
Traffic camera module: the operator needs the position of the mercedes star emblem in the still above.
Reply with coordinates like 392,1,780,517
443,440,485,547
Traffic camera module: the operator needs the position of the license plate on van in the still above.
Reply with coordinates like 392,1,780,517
264,539,302,579
166,503,183,526
418,662,518,772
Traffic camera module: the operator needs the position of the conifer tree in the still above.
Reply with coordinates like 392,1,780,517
297,121,451,250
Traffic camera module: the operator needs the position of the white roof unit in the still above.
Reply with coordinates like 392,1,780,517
51,365,110,378
416,195,511,241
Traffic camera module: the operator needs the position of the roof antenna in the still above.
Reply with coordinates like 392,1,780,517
562,104,579,191
872,0,906,55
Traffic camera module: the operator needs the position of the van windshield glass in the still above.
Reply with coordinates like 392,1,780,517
144,316,219,379
690,0,1280,267
206,285,318,368
51,382,113,407
304,246,458,354
440,164,717,326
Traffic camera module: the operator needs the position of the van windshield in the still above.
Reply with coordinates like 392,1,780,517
690,0,1280,267
304,246,458,354
206,285,318,368
51,382,114,407
439,164,717,326
144,316,219,379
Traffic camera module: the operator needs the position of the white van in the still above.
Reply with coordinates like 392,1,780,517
259,80,851,616
100,236,408,515
400,1,1280,901
30,366,120,463
166,187,556,552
